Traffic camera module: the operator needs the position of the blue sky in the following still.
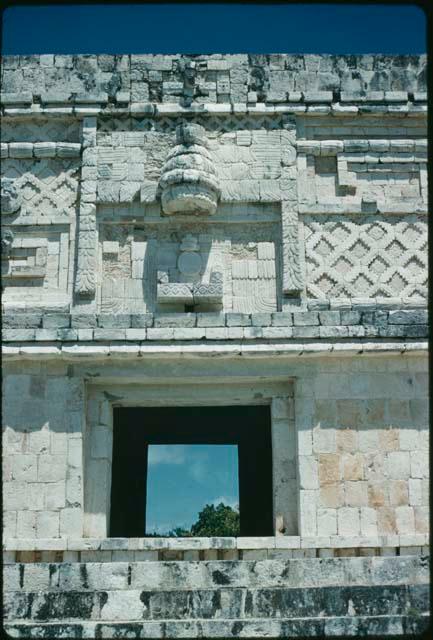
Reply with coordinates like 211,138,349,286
1,3,426,54
146,445,239,534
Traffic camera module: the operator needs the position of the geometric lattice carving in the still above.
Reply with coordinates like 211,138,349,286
1,159,79,219
98,114,292,135
304,214,427,299
2,119,80,143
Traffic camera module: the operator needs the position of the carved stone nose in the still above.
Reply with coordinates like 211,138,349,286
158,123,221,216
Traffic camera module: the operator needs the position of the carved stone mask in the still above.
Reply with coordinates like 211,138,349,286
1,179,22,215
1,228,14,256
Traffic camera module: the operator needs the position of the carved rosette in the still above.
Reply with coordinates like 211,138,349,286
158,123,220,215
1,178,22,215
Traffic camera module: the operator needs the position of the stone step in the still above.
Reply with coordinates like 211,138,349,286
3,556,429,592
4,614,430,638
4,584,429,623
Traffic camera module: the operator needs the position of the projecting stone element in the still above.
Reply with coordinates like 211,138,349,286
1,228,14,257
157,123,221,215
156,234,223,308
1,179,22,215
178,235,202,280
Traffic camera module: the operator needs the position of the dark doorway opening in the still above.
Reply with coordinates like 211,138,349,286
110,405,273,537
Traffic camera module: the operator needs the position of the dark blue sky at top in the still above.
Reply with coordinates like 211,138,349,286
1,3,427,55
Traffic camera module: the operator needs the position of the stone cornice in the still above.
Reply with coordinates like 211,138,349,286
2,340,428,360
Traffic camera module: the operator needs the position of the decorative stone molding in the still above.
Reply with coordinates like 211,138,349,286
2,534,429,555
157,123,221,215
156,235,224,308
1,178,22,215
1,228,14,257
74,117,98,298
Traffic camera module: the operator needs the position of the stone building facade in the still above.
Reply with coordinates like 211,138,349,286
2,54,429,637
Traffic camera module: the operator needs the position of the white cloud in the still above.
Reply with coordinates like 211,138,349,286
212,495,239,510
189,459,208,482
147,445,187,466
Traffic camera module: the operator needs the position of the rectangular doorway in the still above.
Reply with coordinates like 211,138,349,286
110,405,273,537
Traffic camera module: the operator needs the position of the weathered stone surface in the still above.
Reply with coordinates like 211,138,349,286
1,51,430,639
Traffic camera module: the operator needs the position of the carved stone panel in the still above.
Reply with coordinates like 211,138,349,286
304,214,427,300
96,115,296,207
98,222,280,313
1,158,80,222
1,227,71,303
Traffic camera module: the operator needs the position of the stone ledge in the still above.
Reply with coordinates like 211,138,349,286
2,141,81,158
1,101,428,120
2,546,431,565
3,534,429,552
2,340,428,360
3,616,430,639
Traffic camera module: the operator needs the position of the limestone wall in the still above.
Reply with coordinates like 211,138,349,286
1,54,427,103
2,353,428,542
1,52,430,638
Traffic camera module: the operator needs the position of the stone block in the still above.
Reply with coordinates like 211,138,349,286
337,507,360,535
408,478,423,506
97,314,131,328
299,456,319,489
130,314,154,328
271,312,292,326
251,313,272,327
3,314,42,329
410,450,428,479
196,313,225,327
3,329,35,341
70,314,97,328
293,326,320,338
313,428,336,454
395,506,415,535
124,328,147,340
262,327,293,338
225,313,251,326
35,511,59,538
93,328,125,341
318,454,341,485
345,481,368,507
317,509,337,535
386,451,411,480
205,327,228,340
12,454,38,482
388,310,427,325
342,453,364,481
154,313,196,328
319,311,341,325
320,326,349,338
293,312,319,326
243,327,263,339
146,328,174,341
42,314,71,329
173,328,205,340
